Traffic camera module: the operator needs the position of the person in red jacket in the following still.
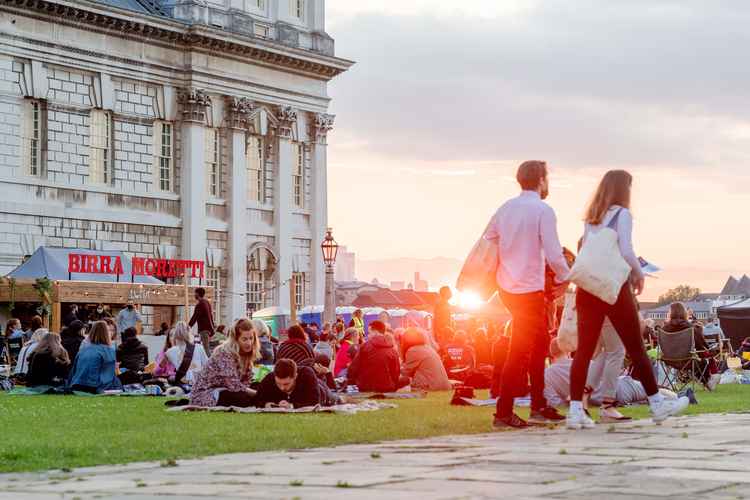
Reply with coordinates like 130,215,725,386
189,288,215,356
347,320,407,392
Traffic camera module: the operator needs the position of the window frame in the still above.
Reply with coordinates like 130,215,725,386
206,266,222,323
89,109,114,185
154,121,174,192
246,270,264,316
247,134,265,204
292,271,306,310
292,142,304,208
23,98,46,178
291,0,304,19
206,128,220,198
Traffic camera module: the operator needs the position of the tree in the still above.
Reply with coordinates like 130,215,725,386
657,285,701,305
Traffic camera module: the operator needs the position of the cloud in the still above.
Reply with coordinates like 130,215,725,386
327,1,750,173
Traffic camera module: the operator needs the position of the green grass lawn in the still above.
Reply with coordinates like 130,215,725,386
2,385,750,473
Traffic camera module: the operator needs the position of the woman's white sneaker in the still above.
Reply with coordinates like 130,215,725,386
566,411,596,430
651,396,690,423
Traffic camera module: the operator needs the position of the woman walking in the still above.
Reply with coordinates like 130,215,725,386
567,170,688,429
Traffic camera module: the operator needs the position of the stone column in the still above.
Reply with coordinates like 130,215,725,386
310,113,334,307
225,97,254,320
274,106,298,311
177,88,210,279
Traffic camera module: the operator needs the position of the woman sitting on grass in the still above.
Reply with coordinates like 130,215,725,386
166,322,209,387
400,328,452,391
252,319,276,366
14,327,46,377
67,321,122,394
116,327,149,385
27,332,71,387
153,329,176,379
333,327,359,378
190,318,260,408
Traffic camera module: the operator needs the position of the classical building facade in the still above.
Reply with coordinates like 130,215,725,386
0,0,352,329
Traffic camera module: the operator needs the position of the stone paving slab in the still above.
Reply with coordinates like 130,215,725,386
3,413,750,499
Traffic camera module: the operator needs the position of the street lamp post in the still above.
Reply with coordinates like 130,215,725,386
321,228,339,326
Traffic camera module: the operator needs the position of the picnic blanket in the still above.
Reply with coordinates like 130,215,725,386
456,396,531,407
167,400,397,415
346,390,427,400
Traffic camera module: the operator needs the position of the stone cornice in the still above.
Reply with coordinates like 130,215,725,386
1,0,354,80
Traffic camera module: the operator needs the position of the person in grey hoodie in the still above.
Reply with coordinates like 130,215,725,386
400,328,452,391
251,319,275,366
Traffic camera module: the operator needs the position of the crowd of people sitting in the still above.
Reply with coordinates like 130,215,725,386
0,284,739,417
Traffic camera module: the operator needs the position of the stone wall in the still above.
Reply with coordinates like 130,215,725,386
113,78,158,118
46,108,89,185
113,119,154,194
0,56,23,178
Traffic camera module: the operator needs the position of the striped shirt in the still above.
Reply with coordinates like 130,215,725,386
276,339,315,367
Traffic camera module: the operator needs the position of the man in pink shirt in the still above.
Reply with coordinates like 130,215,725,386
486,160,571,429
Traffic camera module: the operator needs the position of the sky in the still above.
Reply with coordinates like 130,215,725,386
323,0,750,300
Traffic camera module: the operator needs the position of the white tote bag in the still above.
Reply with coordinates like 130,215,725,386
568,209,631,305
557,291,578,353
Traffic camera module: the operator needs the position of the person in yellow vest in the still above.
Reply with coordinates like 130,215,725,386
351,309,365,341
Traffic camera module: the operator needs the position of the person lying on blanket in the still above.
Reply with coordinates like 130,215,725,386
254,359,341,409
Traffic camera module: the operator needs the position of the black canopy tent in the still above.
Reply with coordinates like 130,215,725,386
717,298,750,350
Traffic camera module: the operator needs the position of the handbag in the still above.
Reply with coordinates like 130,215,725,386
568,209,631,305
557,291,578,353
456,215,500,301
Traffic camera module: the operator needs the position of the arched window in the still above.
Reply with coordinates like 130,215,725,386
246,245,276,315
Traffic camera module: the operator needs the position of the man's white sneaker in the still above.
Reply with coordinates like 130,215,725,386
651,396,690,423
706,373,721,392
566,411,595,430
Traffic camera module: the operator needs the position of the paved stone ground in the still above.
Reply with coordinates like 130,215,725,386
3,413,750,499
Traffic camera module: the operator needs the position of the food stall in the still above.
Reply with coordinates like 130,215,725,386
1,247,211,333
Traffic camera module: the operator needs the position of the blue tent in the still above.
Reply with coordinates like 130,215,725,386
6,247,162,284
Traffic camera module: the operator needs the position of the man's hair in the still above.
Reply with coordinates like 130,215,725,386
516,160,547,191
287,324,306,341
195,287,206,298
30,315,43,331
274,358,297,379
369,320,386,335
121,327,137,342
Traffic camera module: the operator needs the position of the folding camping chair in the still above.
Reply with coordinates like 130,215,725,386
656,327,710,392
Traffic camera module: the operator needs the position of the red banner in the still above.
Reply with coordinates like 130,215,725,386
68,254,205,279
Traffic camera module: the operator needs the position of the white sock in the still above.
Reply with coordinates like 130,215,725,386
569,401,584,415
648,392,664,410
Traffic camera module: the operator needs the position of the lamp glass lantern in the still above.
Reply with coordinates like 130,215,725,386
321,228,339,267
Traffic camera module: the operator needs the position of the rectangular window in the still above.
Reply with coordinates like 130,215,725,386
153,121,173,192
23,99,45,177
247,135,264,203
292,272,305,310
206,266,221,323
291,0,304,18
246,270,264,316
255,0,265,8
89,109,113,184
205,128,220,197
292,142,304,208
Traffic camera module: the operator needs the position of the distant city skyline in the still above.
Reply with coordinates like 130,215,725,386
325,1,750,301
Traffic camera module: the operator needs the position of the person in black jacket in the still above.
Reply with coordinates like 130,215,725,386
117,327,149,385
27,332,71,387
61,320,86,362
254,359,338,408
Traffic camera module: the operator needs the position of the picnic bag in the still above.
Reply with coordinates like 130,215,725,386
456,215,500,301
567,209,631,305
556,291,578,353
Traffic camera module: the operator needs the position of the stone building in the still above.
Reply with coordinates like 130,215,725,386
0,0,352,330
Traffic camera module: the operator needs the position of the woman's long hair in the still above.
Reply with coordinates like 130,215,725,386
35,332,70,365
88,321,111,346
216,318,260,375
584,170,633,225
4,318,20,338
668,302,689,322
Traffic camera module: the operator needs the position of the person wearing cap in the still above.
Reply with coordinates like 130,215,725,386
116,301,143,335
